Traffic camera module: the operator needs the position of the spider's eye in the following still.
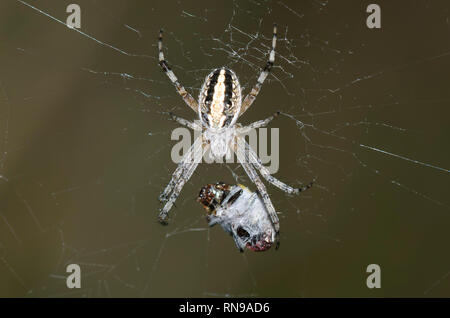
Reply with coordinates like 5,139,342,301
236,227,250,238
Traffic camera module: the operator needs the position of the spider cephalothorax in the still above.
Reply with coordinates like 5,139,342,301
157,24,313,244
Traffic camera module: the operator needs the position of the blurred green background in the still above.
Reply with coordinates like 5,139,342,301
0,0,449,297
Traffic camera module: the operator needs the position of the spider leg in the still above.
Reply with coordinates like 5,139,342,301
160,111,202,130
158,141,206,224
239,111,281,133
244,139,314,194
158,136,203,203
158,161,187,203
158,29,198,113
239,24,277,117
235,137,280,233
158,160,199,224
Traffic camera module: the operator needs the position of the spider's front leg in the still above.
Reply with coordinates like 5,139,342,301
243,138,314,194
158,137,207,224
238,112,314,193
234,137,280,234
158,136,202,203
158,160,188,204
158,114,202,203
158,160,199,224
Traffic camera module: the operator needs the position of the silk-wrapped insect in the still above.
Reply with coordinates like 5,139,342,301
197,182,276,252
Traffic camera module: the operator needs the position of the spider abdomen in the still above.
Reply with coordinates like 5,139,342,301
199,67,242,128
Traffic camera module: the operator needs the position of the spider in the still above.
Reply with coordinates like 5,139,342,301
157,24,312,238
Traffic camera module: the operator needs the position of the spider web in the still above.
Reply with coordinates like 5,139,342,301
0,0,449,297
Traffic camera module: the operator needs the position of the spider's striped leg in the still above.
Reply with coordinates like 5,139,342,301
158,29,198,113
158,161,187,203
243,139,314,194
158,136,203,203
243,111,280,131
235,136,280,234
239,24,277,117
160,111,202,130
158,141,207,224
242,110,306,132
158,160,198,224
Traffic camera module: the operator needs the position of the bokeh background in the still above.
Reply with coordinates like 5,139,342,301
0,0,449,297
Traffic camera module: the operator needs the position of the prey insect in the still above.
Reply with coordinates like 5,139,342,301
198,182,276,252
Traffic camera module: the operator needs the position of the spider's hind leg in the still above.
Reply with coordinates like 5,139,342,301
239,24,277,117
158,29,198,113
